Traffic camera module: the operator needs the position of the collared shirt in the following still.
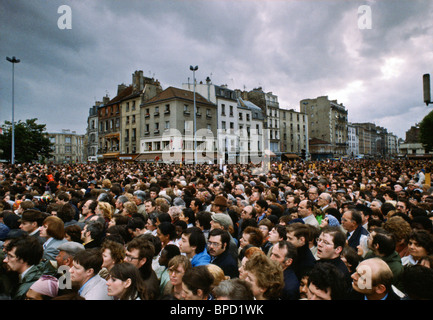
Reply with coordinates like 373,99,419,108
19,265,34,282
43,237,53,249
78,275,96,296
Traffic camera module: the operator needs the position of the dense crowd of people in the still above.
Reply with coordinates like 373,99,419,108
1,159,433,300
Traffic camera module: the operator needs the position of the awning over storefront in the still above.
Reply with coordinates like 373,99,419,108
103,152,120,159
282,153,300,159
103,133,120,139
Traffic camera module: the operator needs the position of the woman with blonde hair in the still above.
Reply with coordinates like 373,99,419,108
162,255,192,299
122,201,138,217
96,201,114,223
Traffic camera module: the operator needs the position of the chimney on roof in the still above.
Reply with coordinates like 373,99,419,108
117,84,127,95
132,70,144,93
102,95,110,104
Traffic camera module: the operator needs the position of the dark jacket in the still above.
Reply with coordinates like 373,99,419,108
281,267,300,300
293,245,316,280
347,225,369,249
210,249,239,279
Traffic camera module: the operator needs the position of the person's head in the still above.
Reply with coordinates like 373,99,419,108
241,205,255,220
182,265,214,300
255,200,268,215
26,275,59,300
367,228,396,257
56,241,85,267
351,257,394,300
107,262,147,300
126,217,146,238
240,226,264,249
206,263,227,290
243,251,284,300
269,240,297,271
316,226,346,260
268,224,287,245
238,247,264,280
383,216,412,248
407,230,433,261
307,187,319,201
195,211,212,231
19,209,45,233
341,209,362,232
285,195,300,209
307,262,348,300
159,244,181,267
56,203,76,223
179,227,206,258
213,278,254,300
341,246,361,274
190,198,203,212
168,255,192,287
286,222,310,248
297,200,314,218
401,265,433,300
396,200,410,214
210,213,233,231
101,239,126,271
115,195,129,210
39,215,65,240
124,237,155,271
81,220,104,243
157,221,177,245
82,199,98,216
317,192,332,207
207,228,230,258
96,201,113,221
64,224,82,243
3,235,43,273
144,199,156,214
70,248,103,287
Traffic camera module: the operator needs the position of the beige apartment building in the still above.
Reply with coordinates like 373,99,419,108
47,129,85,164
279,108,309,159
300,96,348,159
136,86,218,163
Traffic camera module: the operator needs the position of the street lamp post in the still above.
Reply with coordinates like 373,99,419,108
190,65,198,166
6,56,20,165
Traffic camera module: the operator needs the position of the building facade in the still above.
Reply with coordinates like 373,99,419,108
136,86,218,164
279,108,309,159
300,96,349,158
47,130,85,164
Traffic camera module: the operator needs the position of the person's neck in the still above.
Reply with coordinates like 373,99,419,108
187,251,196,259
366,291,387,300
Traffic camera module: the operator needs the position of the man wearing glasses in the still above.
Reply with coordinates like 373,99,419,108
3,235,44,300
207,228,239,279
124,237,159,300
316,226,351,286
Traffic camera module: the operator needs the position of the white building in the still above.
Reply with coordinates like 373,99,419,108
348,123,359,157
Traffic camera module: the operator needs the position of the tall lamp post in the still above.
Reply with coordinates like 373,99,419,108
190,65,198,165
6,56,20,165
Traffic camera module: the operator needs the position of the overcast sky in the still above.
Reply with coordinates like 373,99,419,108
1,0,433,140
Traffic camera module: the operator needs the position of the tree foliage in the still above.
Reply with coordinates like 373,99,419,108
0,118,54,163
419,109,433,153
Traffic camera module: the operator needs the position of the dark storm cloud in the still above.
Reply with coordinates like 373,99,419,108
1,0,432,139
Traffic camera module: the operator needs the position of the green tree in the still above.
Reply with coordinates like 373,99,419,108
0,118,54,163
419,109,433,153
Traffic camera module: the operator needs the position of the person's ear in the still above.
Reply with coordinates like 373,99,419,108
124,278,132,289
